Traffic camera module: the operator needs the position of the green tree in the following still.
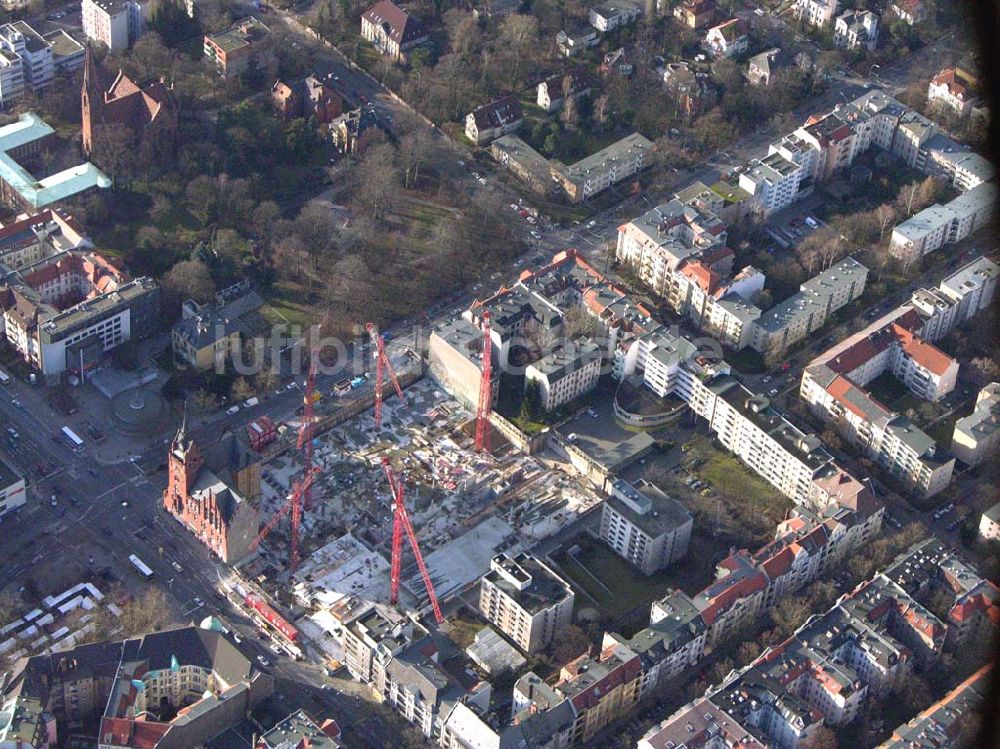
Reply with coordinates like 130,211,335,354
521,379,543,422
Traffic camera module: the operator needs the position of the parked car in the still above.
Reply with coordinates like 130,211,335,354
243,397,259,408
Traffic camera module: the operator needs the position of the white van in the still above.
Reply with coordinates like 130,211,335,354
243,397,259,408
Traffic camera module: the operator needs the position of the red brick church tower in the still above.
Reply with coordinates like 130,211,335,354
162,414,259,564
81,46,179,157
164,414,203,517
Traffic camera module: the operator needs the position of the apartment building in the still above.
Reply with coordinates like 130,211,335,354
0,209,88,272
82,0,146,51
747,47,791,86
360,0,428,62
0,21,82,104
465,96,523,145
704,17,748,58
0,626,274,749
928,67,980,118
479,553,574,653
697,378,835,504
890,182,997,260
674,0,716,28
752,257,869,355
801,304,965,496
834,9,878,51
951,382,1000,466
524,338,602,411
640,553,955,749
373,633,492,742
890,0,926,24
171,292,262,372
979,502,1000,541
489,134,552,192
588,0,642,31
204,17,274,78
537,68,592,113
0,453,25,520
600,477,692,574
552,132,652,203
796,0,838,27
738,151,802,216
0,247,159,378
880,666,992,749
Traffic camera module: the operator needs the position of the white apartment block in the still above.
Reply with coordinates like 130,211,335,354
600,477,693,575
0,22,47,93
524,338,601,411
0,46,22,107
700,381,834,504
951,383,1000,466
834,9,878,51
738,151,802,216
479,553,574,653
588,0,642,31
752,257,869,355
890,182,997,260
979,502,1000,541
82,0,147,51
0,453,26,519
0,22,83,106
796,0,838,27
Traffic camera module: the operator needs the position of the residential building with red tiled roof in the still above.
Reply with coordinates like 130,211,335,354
798,260,1000,498
928,66,981,118
361,0,428,62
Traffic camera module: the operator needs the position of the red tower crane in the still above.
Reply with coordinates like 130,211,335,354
381,457,444,624
247,348,321,572
249,469,315,572
474,311,492,454
298,348,319,510
366,322,406,431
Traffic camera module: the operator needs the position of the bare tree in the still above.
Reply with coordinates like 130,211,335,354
875,203,896,240
500,14,539,87
356,143,401,220
399,129,434,189
162,259,215,305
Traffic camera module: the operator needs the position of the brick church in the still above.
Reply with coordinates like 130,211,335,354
81,46,178,157
163,417,260,564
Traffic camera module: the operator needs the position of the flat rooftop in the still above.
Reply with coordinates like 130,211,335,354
557,397,656,472
0,113,110,209
606,477,691,537
556,133,653,180
483,553,572,615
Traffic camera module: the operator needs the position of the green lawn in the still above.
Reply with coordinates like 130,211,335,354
550,535,714,623
445,615,483,650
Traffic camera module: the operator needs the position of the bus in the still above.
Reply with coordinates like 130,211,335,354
0,368,10,386
128,554,154,579
60,426,84,452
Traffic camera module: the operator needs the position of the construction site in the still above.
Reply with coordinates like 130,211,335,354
235,324,603,658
